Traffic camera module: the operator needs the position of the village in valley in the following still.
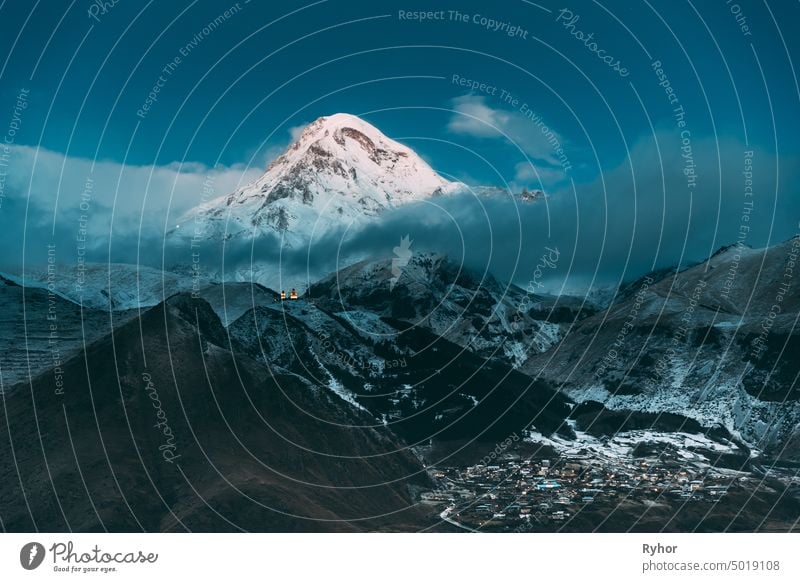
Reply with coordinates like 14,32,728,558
419,436,765,532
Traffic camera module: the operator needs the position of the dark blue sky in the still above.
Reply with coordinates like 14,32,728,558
2,0,797,179
1,0,798,281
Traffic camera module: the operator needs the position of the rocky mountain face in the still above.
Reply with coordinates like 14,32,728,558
175,113,462,248
228,295,576,452
0,274,138,388
306,252,587,368
522,237,800,462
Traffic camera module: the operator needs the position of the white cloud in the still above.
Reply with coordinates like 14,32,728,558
447,94,571,187
447,95,512,137
6,144,266,228
0,145,272,267
288,123,307,142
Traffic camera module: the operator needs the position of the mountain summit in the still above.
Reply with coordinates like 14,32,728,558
180,113,462,246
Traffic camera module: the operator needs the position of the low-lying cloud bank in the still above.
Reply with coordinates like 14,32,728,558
262,130,799,292
2,129,798,295
0,144,263,270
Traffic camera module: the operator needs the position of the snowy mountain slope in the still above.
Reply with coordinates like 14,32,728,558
0,275,138,388
526,421,747,471
521,237,800,460
227,296,574,448
618,239,800,319
4,263,284,326
228,298,414,410
173,113,463,247
220,256,587,446
192,281,280,326
3,263,190,310
307,253,591,367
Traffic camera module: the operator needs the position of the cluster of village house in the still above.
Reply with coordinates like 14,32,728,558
422,451,735,530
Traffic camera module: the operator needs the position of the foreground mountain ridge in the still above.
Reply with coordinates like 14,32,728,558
1,237,798,531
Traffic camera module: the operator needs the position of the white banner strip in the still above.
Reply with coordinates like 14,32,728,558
0,533,797,581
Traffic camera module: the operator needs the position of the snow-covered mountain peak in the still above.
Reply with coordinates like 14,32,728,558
181,113,463,246
285,112,416,162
